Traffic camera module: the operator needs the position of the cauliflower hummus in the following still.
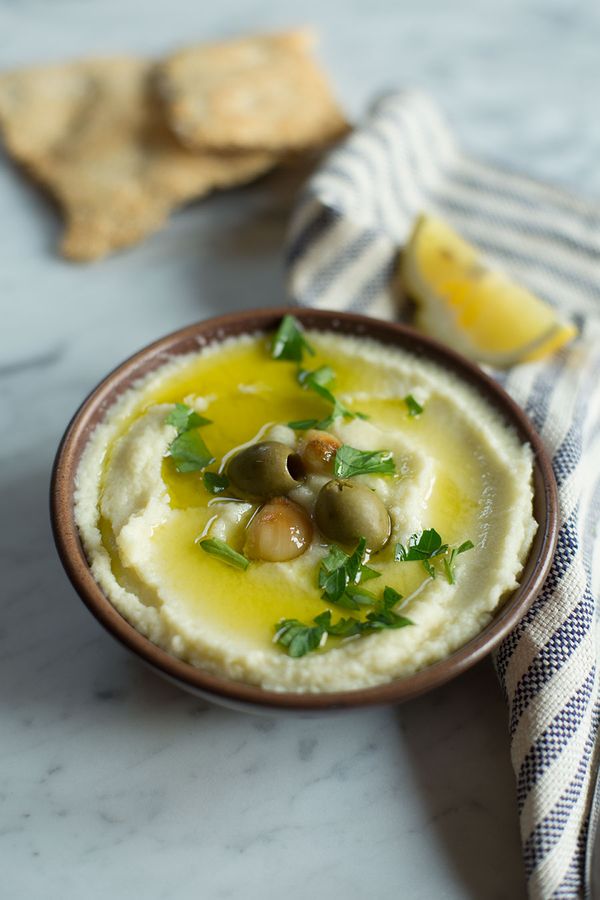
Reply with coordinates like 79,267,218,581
75,323,537,693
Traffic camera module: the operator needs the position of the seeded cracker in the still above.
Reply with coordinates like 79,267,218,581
157,29,349,153
0,57,277,260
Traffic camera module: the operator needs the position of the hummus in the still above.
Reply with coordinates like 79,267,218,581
75,330,537,692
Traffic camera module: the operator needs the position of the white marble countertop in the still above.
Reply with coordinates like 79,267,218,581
2,1,598,897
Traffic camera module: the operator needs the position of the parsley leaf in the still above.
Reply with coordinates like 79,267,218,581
274,614,328,657
297,365,335,389
457,539,476,554
404,394,424,417
395,529,474,583
365,606,413,630
273,582,413,656
288,366,368,431
199,538,249,571
325,615,365,637
359,564,383,583
168,430,215,473
344,585,378,607
318,538,381,607
309,379,362,421
363,585,412,630
382,585,403,609
271,315,315,363
395,528,448,561
165,403,214,473
203,472,229,494
344,537,368,584
289,413,347,431
421,558,437,579
288,418,326,431
334,445,396,478
443,540,475,584
165,402,212,432
322,545,350,569
320,565,350,605
304,379,338,406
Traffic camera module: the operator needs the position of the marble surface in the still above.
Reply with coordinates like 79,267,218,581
1,1,598,897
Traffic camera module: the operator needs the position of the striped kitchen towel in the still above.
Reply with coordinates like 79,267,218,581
285,91,600,900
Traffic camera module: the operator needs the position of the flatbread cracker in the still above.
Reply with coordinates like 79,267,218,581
0,58,277,260
157,29,348,153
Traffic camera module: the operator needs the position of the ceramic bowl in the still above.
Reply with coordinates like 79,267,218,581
50,307,558,713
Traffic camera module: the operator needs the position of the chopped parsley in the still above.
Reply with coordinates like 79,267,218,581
443,540,476,584
168,431,215,473
271,315,315,363
199,538,249,571
287,417,328,431
274,612,330,658
324,613,365,638
395,528,448,562
395,529,474,583
165,402,214,473
288,366,368,431
274,585,413,657
319,538,380,609
363,586,413,631
165,402,211,432
297,365,335,389
333,444,395,478
404,394,424,417
203,471,230,494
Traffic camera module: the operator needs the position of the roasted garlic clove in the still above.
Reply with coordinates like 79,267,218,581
300,429,342,476
244,497,313,561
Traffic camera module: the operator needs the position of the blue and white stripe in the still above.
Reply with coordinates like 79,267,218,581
285,91,600,900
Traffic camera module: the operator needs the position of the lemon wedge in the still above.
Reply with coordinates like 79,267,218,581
400,214,577,366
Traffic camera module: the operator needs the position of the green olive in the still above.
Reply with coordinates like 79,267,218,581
227,441,305,500
314,479,391,551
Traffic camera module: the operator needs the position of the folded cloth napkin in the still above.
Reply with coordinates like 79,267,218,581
286,91,600,900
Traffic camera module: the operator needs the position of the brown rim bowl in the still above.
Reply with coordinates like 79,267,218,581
50,307,558,714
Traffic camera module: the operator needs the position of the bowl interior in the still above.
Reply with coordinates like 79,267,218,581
51,307,558,712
